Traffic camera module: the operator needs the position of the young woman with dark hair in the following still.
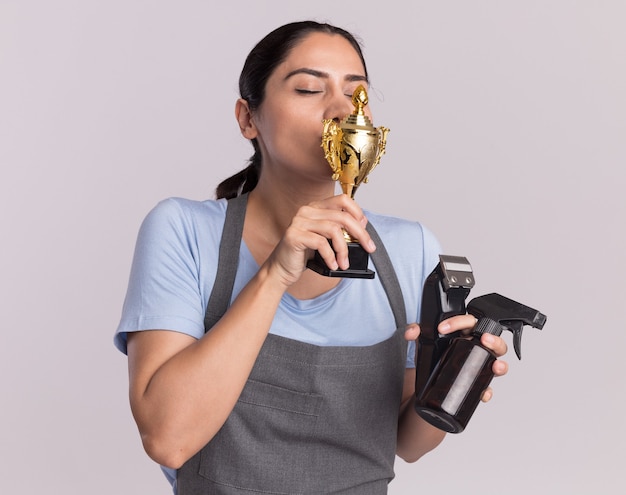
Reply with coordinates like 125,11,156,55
115,20,509,494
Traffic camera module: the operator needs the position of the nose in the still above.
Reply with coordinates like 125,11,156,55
324,90,355,123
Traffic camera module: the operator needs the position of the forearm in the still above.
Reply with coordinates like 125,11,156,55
397,395,447,462
129,263,287,468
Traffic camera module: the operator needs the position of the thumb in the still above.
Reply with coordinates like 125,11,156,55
404,323,421,341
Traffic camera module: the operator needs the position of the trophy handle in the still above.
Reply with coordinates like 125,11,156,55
321,119,343,180
366,126,390,180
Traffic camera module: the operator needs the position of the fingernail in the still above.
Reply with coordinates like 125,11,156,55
340,255,349,269
439,322,450,332
483,333,494,345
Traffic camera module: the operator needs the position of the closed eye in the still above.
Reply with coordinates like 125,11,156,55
295,89,322,95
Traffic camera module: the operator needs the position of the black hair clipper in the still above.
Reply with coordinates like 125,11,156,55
414,255,475,397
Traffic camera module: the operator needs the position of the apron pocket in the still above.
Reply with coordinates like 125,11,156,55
237,379,322,416
198,379,322,493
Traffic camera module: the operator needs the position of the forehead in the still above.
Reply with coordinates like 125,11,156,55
278,32,366,76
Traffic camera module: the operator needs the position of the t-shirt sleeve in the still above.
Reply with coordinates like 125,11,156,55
114,199,208,354
420,224,443,282
405,222,443,369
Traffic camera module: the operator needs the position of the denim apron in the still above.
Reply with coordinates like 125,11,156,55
177,194,408,494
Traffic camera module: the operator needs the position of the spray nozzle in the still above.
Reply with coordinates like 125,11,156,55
467,293,547,360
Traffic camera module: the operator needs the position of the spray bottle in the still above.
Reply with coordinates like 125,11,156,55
414,255,547,433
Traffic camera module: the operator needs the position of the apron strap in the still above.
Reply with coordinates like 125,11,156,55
203,193,248,331
204,195,407,332
366,222,408,329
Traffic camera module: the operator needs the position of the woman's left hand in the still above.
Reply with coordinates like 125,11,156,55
405,314,509,402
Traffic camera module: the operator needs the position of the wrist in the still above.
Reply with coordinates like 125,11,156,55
256,261,293,297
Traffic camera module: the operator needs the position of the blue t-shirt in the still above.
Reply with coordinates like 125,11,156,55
114,196,442,491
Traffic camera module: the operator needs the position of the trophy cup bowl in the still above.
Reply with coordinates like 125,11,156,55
307,85,390,279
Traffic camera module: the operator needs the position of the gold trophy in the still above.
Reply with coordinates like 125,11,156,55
307,84,390,279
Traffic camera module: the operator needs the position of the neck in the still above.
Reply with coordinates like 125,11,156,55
247,169,336,240
241,167,345,300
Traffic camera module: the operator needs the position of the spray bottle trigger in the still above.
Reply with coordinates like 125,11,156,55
501,320,524,360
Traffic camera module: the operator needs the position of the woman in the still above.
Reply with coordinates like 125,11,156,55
115,21,509,494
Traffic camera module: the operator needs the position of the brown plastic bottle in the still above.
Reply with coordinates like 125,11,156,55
414,319,501,433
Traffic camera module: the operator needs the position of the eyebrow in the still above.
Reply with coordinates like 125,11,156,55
284,68,368,83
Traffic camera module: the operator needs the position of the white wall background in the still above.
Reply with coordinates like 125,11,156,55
1,1,624,493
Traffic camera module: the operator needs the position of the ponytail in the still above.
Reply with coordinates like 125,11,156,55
215,149,261,200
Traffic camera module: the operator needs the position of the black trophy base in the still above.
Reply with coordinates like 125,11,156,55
306,241,375,279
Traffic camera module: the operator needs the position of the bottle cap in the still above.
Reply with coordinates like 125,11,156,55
473,317,506,337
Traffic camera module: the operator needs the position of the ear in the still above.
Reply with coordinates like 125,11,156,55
235,98,258,139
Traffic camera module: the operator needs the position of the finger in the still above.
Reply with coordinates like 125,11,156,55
279,225,339,271
300,231,339,271
325,211,375,254
438,314,478,335
404,323,420,341
481,333,508,357
329,228,350,270
481,387,493,403
305,198,375,253
312,194,367,224
290,217,347,270
492,358,509,377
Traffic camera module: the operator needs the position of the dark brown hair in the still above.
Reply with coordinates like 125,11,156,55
215,21,368,199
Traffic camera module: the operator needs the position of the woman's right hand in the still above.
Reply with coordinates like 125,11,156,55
264,194,376,287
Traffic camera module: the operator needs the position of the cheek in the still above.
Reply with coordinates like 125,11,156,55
256,104,326,160
280,114,325,151
287,126,325,159
304,122,327,159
